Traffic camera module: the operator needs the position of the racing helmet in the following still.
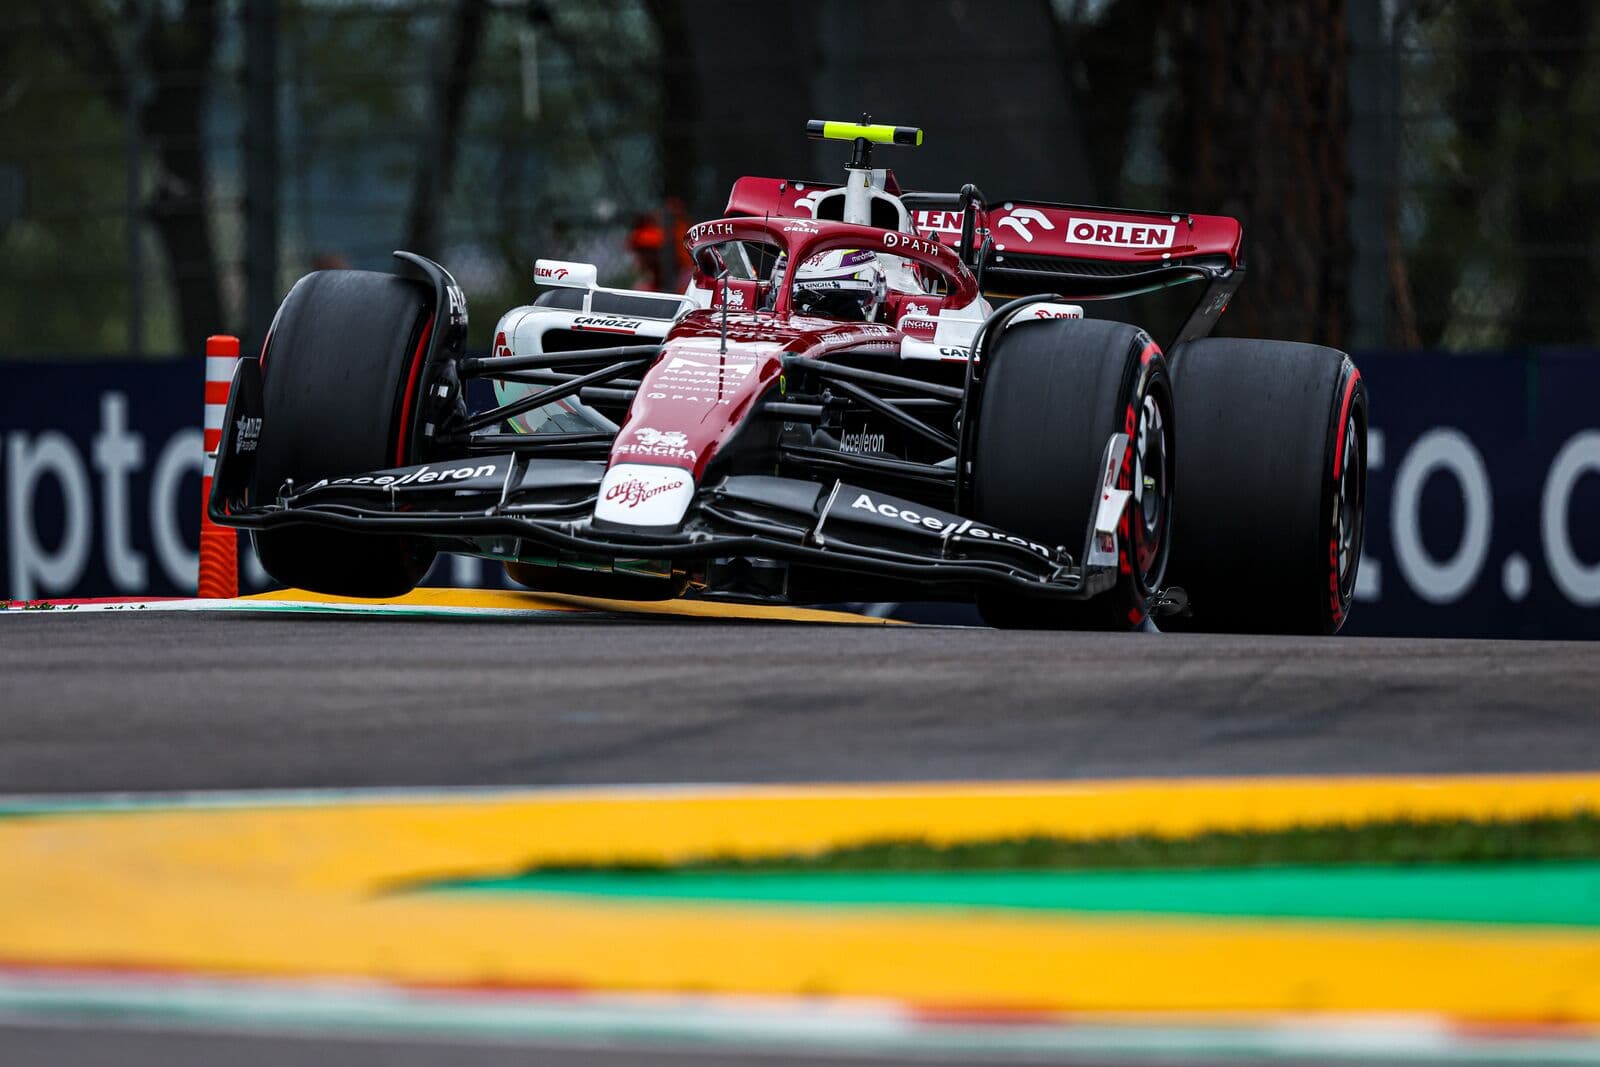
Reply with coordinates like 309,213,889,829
790,248,887,322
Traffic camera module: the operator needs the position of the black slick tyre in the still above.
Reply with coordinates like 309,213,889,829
1163,338,1366,635
971,318,1174,630
250,270,439,598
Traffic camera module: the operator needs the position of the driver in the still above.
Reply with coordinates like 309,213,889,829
787,248,888,322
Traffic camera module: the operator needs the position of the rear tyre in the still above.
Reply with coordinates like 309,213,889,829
972,319,1174,630
250,270,439,597
1163,338,1366,634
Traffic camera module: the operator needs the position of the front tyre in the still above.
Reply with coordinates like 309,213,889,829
250,270,440,598
971,319,1175,630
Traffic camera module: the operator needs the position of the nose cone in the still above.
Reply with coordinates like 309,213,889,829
594,463,695,528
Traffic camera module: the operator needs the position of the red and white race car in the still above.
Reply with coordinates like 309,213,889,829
211,119,1366,632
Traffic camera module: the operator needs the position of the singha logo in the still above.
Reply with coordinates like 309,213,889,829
616,425,697,462
635,427,689,448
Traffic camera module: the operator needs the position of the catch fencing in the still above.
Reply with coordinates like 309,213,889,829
4,2,1600,357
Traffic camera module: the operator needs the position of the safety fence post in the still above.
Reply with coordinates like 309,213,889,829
199,334,240,598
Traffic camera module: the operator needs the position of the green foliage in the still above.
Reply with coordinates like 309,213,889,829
529,813,1600,875
0,35,138,355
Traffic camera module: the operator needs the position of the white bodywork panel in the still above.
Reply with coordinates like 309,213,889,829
491,267,693,434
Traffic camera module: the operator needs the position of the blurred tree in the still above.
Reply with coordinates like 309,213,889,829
1414,0,1598,347
404,0,489,260
0,22,133,354
1160,0,1351,347
46,0,224,356
1503,3,1600,346
1049,0,1171,203
644,0,696,209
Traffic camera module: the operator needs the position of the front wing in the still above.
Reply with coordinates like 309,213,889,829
209,360,1122,600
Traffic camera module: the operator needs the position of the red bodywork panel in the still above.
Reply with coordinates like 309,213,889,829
603,187,1239,506
611,314,902,482
605,215,965,484
682,215,978,316
969,204,1240,264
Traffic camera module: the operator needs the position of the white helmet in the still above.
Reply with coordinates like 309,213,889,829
790,248,887,322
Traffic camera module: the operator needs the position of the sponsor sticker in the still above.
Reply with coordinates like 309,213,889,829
615,426,697,463
881,232,943,258
840,427,887,455
841,491,1055,560
533,260,598,288
1065,216,1175,249
688,221,736,242
1022,303,1085,321
914,209,964,235
821,330,896,348
642,353,762,406
994,207,1055,243
233,416,261,454
594,463,694,526
573,316,643,334
446,284,469,327
663,355,755,377
303,461,501,494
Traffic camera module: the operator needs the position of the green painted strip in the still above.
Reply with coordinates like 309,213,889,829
437,861,1600,927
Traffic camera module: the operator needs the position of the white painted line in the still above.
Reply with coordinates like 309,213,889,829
0,781,829,815
0,598,591,620
0,969,1595,1063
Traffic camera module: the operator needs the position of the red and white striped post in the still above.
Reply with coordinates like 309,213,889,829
199,334,240,598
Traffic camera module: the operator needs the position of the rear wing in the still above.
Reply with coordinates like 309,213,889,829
931,199,1239,290
726,175,1245,347
900,193,1244,346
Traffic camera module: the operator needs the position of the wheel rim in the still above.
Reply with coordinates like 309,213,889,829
1133,391,1171,588
1334,413,1364,597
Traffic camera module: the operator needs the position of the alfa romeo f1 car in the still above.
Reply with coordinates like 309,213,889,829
211,119,1367,632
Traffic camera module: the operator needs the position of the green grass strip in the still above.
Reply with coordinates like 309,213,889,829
427,815,1600,927
439,862,1600,927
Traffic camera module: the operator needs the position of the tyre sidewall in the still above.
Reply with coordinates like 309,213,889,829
250,270,439,598
972,318,1174,629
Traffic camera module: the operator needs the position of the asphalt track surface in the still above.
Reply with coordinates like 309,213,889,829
3,611,1597,1065
2,611,1597,793
0,1019,1296,1067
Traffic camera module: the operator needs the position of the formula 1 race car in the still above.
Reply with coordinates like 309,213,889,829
211,119,1367,632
